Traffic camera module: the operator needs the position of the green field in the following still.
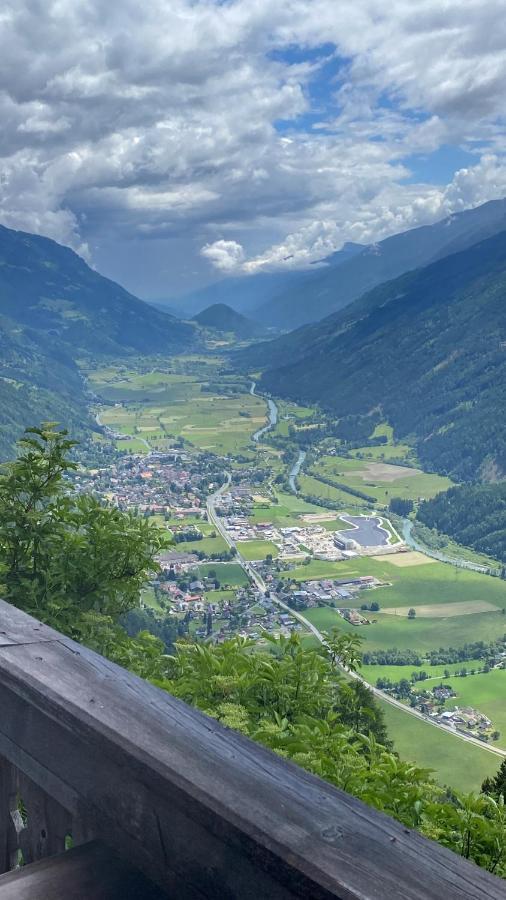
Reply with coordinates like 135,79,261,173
93,362,268,456
197,562,250,586
379,702,499,792
179,534,228,555
249,491,327,526
237,540,279,560
362,662,486,684
310,455,453,505
411,668,506,750
204,589,236,604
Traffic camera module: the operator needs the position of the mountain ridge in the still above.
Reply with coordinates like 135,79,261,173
251,228,506,481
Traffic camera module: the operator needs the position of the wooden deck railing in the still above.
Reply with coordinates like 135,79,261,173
0,598,504,899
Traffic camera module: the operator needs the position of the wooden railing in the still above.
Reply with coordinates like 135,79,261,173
0,598,504,899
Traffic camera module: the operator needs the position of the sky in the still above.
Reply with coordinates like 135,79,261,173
2,0,506,300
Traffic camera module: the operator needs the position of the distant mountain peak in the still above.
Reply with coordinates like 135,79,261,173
192,303,266,339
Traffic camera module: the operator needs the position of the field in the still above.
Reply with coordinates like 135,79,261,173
295,553,506,653
249,491,328,527
361,662,485,683
177,534,228,555
310,455,453,505
92,362,267,456
197,563,250,586
412,668,506,750
237,540,279,560
379,702,499,792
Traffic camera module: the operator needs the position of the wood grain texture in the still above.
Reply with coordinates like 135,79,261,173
0,840,167,899
0,600,504,900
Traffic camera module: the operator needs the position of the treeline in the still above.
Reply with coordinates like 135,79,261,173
307,470,377,503
418,482,506,564
363,638,506,667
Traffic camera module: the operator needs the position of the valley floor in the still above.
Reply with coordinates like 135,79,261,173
86,352,506,793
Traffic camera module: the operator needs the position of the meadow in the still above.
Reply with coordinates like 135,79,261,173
411,667,506,750
197,562,250,586
379,702,499,792
310,454,453,505
237,539,279,560
93,361,267,456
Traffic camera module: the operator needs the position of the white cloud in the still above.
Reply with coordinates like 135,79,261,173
201,240,245,271
0,0,505,287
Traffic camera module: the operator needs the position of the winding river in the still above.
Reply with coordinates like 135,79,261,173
250,381,278,442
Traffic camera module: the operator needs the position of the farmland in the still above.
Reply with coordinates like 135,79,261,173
91,362,267,457
379,702,499,792
308,454,453,505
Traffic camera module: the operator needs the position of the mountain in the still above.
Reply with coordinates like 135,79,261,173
417,483,506,564
192,303,266,339
0,224,196,458
252,229,506,482
164,242,364,317
253,199,506,329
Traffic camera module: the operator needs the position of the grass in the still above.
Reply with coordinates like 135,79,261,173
140,586,163,612
179,535,228,555
412,668,506,750
299,474,368,507
379,701,499,792
204,589,236,604
311,455,453,505
237,540,279,560
197,562,250,586
361,662,486,684
279,560,351,581
94,361,268,457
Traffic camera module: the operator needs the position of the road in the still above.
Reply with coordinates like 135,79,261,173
206,478,506,760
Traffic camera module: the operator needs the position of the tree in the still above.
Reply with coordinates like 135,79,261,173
482,759,506,800
408,607,416,619
0,424,165,639
388,497,414,516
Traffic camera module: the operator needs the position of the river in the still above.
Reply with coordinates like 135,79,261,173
250,381,278,442
288,450,306,493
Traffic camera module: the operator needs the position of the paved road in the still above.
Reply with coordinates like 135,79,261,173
207,480,506,760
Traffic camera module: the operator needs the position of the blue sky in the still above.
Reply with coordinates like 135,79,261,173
0,0,505,298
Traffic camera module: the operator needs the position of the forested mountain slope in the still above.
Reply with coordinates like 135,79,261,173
418,484,506,564
0,225,196,458
253,198,506,329
256,229,506,481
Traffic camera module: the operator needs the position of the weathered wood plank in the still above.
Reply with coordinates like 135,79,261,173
0,604,57,647
0,840,168,899
0,600,504,899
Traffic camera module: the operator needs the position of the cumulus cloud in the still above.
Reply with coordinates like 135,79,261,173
0,0,505,287
201,240,245,271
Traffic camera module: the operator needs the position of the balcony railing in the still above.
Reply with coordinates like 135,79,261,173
0,598,504,899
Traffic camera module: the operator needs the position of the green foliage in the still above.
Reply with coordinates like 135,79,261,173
0,425,505,878
153,632,506,876
390,497,414,516
0,423,165,640
418,483,506,564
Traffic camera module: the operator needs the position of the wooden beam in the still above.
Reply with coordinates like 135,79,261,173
0,840,167,899
0,600,504,900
